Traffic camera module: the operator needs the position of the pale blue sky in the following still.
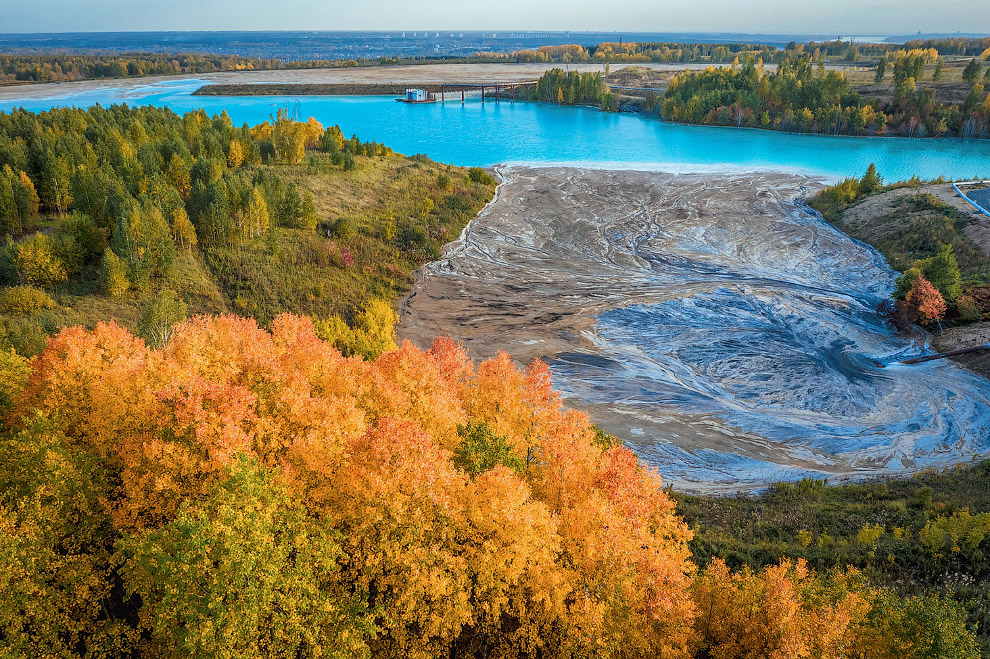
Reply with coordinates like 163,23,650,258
1,0,988,35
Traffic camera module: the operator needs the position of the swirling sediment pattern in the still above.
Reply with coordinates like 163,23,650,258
399,167,990,492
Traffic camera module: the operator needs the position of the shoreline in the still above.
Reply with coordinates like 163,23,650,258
398,164,990,494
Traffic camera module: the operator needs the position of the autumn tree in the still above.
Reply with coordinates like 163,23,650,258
6,232,67,288
692,558,870,659
226,139,245,168
272,108,307,165
7,315,978,659
905,274,947,325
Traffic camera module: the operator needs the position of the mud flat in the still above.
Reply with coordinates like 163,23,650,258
399,166,990,493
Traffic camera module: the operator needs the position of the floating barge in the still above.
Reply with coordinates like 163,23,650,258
396,88,437,103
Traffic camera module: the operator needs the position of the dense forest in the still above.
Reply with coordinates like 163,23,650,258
510,38,990,64
660,52,990,137
0,315,981,658
0,104,495,356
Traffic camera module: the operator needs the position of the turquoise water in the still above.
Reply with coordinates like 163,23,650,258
2,78,988,180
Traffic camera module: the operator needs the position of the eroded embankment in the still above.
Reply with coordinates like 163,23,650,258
398,167,990,493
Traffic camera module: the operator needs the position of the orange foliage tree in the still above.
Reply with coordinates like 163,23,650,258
3,313,980,658
904,274,947,325
11,314,697,658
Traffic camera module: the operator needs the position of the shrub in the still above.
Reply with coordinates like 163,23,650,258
0,285,56,315
905,274,946,325
957,295,981,323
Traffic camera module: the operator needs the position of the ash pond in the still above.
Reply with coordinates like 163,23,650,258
399,166,990,492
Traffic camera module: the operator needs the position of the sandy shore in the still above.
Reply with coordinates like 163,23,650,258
0,61,712,102
398,166,990,493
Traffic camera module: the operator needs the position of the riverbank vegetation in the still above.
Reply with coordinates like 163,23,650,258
0,315,981,658
0,104,495,356
660,52,990,138
809,166,989,325
675,460,990,656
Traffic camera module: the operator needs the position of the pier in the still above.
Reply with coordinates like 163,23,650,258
435,81,538,103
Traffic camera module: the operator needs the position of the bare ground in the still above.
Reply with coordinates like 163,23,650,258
398,166,990,492
838,183,990,254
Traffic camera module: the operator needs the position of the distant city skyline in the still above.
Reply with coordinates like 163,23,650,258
2,0,989,36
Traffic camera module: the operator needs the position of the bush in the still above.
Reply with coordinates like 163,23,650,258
957,295,981,323
0,285,56,315
6,233,67,289
467,167,496,186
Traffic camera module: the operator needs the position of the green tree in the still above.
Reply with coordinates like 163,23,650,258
0,174,17,235
277,183,304,228
921,244,962,303
298,192,318,231
0,419,121,658
858,591,979,659
859,163,883,196
933,58,944,82
137,288,187,348
963,58,983,84
452,421,524,477
98,247,129,297
38,152,72,215
894,266,922,301
119,457,372,659
874,58,887,84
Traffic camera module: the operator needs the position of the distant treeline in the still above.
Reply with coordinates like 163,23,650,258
660,53,990,138
3,38,990,84
509,38,990,64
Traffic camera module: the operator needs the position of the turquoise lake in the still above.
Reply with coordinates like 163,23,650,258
2,77,988,181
